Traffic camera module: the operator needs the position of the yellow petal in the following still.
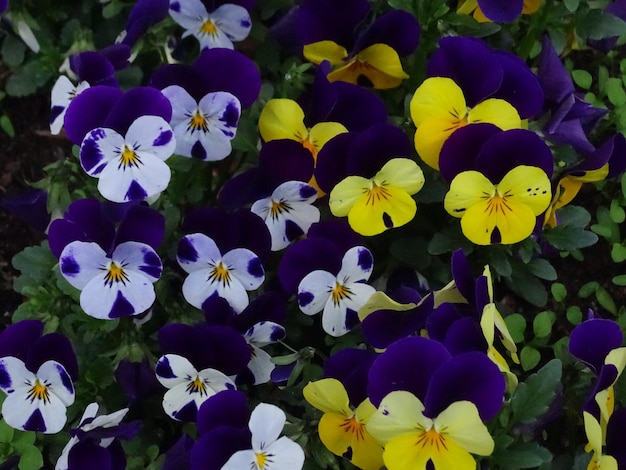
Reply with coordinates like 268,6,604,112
498,165,552,215
434,401,495,456
433,281,469,306
358,291,419,321
410,77,467,126
414,117,466,170
348,184,417,236
429,437,480,470
303,378,352,416
258,99,307,142
468,98,522,130
329,176,371,217
444,170,495,219
308,122,348,157
584,411,603,455
374,158,425,195
367,391,430,445
303,40,348,65
457,0,479,15
382,432,432,470
523,0,541,14
357,44,409,79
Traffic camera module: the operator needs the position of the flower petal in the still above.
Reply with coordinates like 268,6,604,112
155,354,198,389
297,270,335,315
177,233,221,274
222,248,265,290
60,241,109,290
303,378,352,416
249,403,286,450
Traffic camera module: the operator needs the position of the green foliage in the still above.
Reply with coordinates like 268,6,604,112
511,359,563,424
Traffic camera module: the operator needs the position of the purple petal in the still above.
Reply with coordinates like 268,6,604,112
99,44,132,71
347,124,412,178
67,441,113,470
352,9,420,56
367,336,451,407
70,51,117,87
295,0,370,48
491,51,544,119
230,292,287,332
314,132,354,193
113,204,165,251
537,36,575,104
259,140,316,184
115,359,161,405
199,325,251,375
278,238,342,294
442,317,487,355
0,189,49,232
606,408,626,465
477,0,524,22
162,434,194,470
307,219,363,256
425,302,463,343
26,333,78,380
328,81,388,131
0,320,43,364
190,427,251,470
104,87,172,135
122,0,169,47
299,61,337,126
196,390,250,435
424,351,505,421
569,319,623,373
606,133,626,177
64,86,123,146
451,249,476,303
324,348,377,406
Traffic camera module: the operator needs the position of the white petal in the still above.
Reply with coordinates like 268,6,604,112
59,241,109,290
223,248,265,290
321,283,376,337
182,269,250,313
80,270,156,319
155,354,198,389
0,356,32,394
169,0,208,30
297,270,335,315
250,403,286,450
245,321,285,346
80,127,124,176
50,76,76,135
2,383,68,433
37,361,75,406
336,246,374,284
262,436,305,470
199,91,240,138
112,241,162,282
245,345,275,385
161,85,198,127
197,368,236,394
97,153,172,202
272,181,318,204
197,27,234,50
177,233,221,273
192,125,234,161
56,436,79,470
162,382,200,421
126,115,176,161
221,450,256,470
211,4,251,42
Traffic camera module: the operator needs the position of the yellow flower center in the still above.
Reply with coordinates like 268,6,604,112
188,110,209,132
209,261,231,286
120,145,141,168
365,183,391,206
416,427,447,453
104,262,129,286
200,19,218,36
270,200,290,219
185,375,209,396
27,379,50,403
331,282,353,306
339,415,366,441
255,452,269,469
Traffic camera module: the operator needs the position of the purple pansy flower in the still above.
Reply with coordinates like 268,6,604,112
119,0,169,47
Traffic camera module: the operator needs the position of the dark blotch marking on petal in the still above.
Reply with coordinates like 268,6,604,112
178,237,198,263
125,180,148,201
299,184,317,199
270,326,285,342
298,291,314,307
382,212,393,228
191,140,207,160
155,356,176,379
81,138,105,173
24,409,46,432
225,382,235,390
50,106,64,125
0,363,11,389
143,250,161,267
490,227,501,244
247,257,264,278
382,409,389,416
108,290,136,318
357,248,373,272
357,75,373,88
344,308,359,331
140,264,162,279
60,256,80,276
173,401,197,422
285,219,304,242
220,102,240,129
170,1,181,12
343,447,353,460
56,364,74,394
240,19,251,28
153,129,173,147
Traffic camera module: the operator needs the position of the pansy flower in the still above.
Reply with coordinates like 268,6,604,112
221,403,305,470
251,181,320,251
118,0,169,47
50,77,90,135
457,0,540,23
177,233,265,313
330,158,425,236
60,240,162,319
55,403,141,470
304,378,384,470
297,245,375,336
162,85,241,161
169,0,251,50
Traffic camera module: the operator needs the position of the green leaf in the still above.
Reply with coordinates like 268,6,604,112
578,281,599,298
427,226,472,255
527,259,557,281
12,242,57,294
543,226,598,251
504,313,526,343
621,172,626,199
557,205,591,228
563,0,580,12
578,10,626,40
572,69,592,89
0,115,15,138
0,420,14,443
520,345,541,371
612,274,626,286
390,237,431,270
18,445,43,470
606,77,626,106
492,442,553,469
611,243,626,263
5,60,53,97
533,311,556,338
596,286,617,315
567,306,583,325
506,270,547,307
551,283,567,302
610,199,626,224
511,359,562,423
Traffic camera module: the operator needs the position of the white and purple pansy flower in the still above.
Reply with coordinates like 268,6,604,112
169,0,251,50
50,76,90,135
162,85,241,161
155,354,236,421
241,321,286,385
79,115,176,203
251,181,321,251
0,357,75,434
177,233,265,313
297,246,376,337
59,240,162,320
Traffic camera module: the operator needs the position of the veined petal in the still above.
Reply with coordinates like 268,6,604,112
329,176,372,217
434,401,494,456
222,248,264,290
80,127,124,176
374,158,425,194
246,345,275,385
352,43,409,84
221,450,256,470
410,77,467,127
60,241,109,290
246,321,286,346
367,390,430,444
468,98,521,130
584,411,603,455
308,122,348,156
126,115,176,161
321,282,376,336
327,55,406,89
250,403,286,451
260,436,305,470
182,268,249,313
382,432,431,470
2,383,69,433
428,438,479,470
0,356,32,393
162,85,197,123
259,99,308,143
36,361,74,407
210,4,251,42
303,378,352,416
498,165,552,214
111,241,162,282
347,184,417,236
169,0,208,31
414,117,465,170
303,41,348,66
155,354,198,389
177,233,222,273
337,246,374,284
297,270,336,315
444,170,495,219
